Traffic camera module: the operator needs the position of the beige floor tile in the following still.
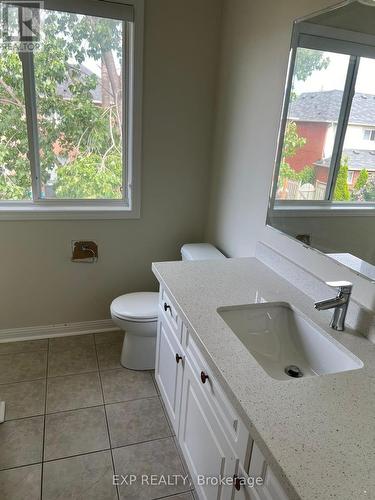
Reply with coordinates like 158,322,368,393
0,330,193,500
42,451,117,500
44,406,109,461
47,345,98,378
106,397,171,448
0,464,42,500
0,339,48,355
96,342,122,370
48,334,94,353
0,380,46,421
0,416,44,470
0,351,47,384
113,437,191,500
94,330,124,345
46,372,102,413
100,368,157,403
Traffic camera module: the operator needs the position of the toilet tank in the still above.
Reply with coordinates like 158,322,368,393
181,243,226,261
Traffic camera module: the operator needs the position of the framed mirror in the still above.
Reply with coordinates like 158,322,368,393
267,0,375,281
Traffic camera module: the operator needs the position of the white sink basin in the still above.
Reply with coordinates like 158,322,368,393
218,302,363,380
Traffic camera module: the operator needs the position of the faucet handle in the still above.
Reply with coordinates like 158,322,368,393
326,281,353,294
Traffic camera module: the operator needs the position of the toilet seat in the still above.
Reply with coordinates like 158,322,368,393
110,292,158,322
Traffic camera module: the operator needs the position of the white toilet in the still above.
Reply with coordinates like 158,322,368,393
110,243,226,370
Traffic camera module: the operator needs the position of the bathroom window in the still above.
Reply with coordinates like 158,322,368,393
0,0,143,219
271,25,375,210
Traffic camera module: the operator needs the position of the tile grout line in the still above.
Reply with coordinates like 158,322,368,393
154,489,194,500
40,337,50,500
0,375,48,387
0,461,43,473
0,348,48,357
43,394,162,418
47,368,99,380
0,412,45,424
0,435,187,473
30,435,176,467
43,446,111,464
94,339,120,500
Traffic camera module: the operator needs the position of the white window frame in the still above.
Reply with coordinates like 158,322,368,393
0,0,144,220
363,129,375,141
269,20,375,217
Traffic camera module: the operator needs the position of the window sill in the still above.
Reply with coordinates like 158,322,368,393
0,204,140,220
271,204,375,218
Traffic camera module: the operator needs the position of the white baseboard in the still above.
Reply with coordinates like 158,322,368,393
0,319,118,343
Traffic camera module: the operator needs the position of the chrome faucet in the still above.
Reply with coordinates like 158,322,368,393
314,281,353,331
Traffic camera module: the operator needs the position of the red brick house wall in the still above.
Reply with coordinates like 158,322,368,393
286,121,329,177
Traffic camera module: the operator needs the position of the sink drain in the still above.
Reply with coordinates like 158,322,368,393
285,365,303,378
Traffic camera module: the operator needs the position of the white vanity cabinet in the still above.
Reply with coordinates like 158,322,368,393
155,286,290,500
179,354,237,500
155,316,184,434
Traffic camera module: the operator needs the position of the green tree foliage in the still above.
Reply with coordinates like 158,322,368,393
282,121,306,160
55,154,122,199
280,48,330,190
333,158,351,201
0,50,32,199
298,166,316,185
353,175,375,202
279,121,307,186
354,169,368,191
0,8,123,200
294,49,330,83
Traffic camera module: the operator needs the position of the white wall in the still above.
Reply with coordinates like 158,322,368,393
344,124,374,150
205,0,375,311
270,215,375,264
0,0,223,330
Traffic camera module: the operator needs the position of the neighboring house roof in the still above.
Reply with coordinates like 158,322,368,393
289,90,375,126
315,149,375,171
56,64,102,103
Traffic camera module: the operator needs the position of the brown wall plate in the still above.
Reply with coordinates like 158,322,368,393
72,241,98,262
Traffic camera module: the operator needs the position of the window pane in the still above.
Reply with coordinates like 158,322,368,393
335,57,375,203
276,48,350,201
0,7,32,201
34,8,124,200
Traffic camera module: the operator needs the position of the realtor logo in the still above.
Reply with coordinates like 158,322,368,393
1,1,43,50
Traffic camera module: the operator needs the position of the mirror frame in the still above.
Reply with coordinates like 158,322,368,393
266,0,375,282
268,0,375,216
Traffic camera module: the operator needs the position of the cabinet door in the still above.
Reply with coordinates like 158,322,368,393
232,444,289,500
179,357,236,500
155,317,184,434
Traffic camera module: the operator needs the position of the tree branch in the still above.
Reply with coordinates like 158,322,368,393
0,78,23,107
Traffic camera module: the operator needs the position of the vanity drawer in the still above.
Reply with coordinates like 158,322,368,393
185,330,250,464
159,287,182,342
241,443,290,500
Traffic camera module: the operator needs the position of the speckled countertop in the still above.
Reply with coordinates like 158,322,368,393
152,257,375,500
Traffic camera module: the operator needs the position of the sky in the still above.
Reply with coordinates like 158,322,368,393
294,51,375,95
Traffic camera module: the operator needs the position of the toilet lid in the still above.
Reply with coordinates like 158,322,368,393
111,292,159,321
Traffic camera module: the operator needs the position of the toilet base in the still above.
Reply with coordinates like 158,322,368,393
121,332,156,370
